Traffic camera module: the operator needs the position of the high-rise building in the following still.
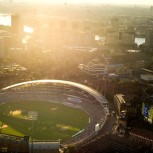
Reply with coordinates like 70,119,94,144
11,15,21,34
111,17,119,30
0,37,5,58
106,26,135,46
150,6,153,16
106,31,135,46
145,30,153,48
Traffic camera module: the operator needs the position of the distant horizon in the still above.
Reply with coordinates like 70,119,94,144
11,0,153,6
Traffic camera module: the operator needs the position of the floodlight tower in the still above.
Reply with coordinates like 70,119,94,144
28,111,38,153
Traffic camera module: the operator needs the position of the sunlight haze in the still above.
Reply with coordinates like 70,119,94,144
15,0,153,5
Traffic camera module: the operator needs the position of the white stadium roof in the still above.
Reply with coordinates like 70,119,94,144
2,80,107,105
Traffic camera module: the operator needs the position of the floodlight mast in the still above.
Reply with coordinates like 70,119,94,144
28,111,38,153
31,119,34,153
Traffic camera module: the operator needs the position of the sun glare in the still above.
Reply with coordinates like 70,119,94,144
0,15,11,26
23,25,34,33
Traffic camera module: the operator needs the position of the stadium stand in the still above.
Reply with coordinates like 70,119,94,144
0,133,29,153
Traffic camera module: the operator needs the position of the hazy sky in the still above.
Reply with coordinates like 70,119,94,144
15,0,153,5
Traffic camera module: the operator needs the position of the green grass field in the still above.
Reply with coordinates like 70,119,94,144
0,101,89,142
